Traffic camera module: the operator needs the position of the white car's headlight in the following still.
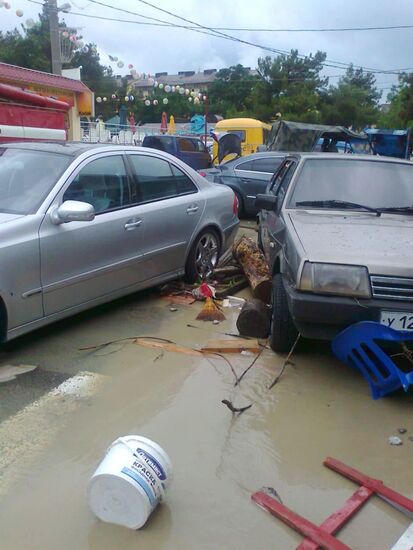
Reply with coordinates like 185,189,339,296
299,262,371,298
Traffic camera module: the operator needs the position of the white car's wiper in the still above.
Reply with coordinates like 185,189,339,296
377,206,413,214
296,199,382,216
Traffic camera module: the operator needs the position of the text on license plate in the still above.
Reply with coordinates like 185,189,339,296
380,311,413,331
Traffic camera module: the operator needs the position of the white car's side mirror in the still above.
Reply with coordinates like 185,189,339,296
50,200,95,224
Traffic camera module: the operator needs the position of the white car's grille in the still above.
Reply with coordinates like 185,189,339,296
370,275,413,302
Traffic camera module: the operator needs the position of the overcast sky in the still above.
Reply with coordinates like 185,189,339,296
1,0,412,98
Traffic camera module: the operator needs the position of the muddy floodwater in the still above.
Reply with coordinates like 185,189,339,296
0,229,413,549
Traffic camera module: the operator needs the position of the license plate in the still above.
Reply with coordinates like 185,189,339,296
380,311,413,331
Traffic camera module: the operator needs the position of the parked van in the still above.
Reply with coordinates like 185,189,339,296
212,118,271,163
142,134,212,170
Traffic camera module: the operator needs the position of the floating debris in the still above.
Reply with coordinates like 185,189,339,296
389,436,403,446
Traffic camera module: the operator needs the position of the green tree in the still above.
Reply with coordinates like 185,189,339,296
321,65,380,129
0,8,51,71
379,73,413,129
208,64,257,117
251,50,328,122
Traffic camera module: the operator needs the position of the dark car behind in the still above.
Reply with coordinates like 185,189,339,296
199,152,285,216
142,135,212,171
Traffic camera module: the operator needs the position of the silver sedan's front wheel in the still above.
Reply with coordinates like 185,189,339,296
185,230,220,283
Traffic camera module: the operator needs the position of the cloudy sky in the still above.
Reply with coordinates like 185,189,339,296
1,0,412,97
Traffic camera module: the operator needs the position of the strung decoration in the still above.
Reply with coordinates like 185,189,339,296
203,95,207,100
25,18,35,27
153,99,158,106
96,96,102,103
154,81,158,87
128,64,133,69
69,35,77,42
188,97,193,102
163,98,168,105
164,85,171,93
111,93,117,99
117,61,124,68
171,86,176,92
179,87,185,94
194,97,200,104
144,99,151,106
158,83,164,90
129,95,134,101
124,96,129,102
198,92,202,98
103,97,107,102
82,46,89,53
190,90,196,97
185,89,190,95
4,2,11,9
16,8,23,16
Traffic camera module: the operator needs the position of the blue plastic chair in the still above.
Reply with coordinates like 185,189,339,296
332,321,413,399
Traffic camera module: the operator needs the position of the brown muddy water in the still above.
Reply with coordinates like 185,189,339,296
0,232,413,549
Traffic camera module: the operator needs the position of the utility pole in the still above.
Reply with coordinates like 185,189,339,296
47,0,62,75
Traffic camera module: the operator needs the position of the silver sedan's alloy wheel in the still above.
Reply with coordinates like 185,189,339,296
195,232,219,278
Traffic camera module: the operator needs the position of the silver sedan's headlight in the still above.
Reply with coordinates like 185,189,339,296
299,262,371,298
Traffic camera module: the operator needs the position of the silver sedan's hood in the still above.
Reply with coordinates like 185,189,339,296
288,210,413,276
0,213,24,224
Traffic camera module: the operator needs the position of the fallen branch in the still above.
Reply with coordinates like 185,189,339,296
221,399,253,415
268,334,301,390
235,346,265,386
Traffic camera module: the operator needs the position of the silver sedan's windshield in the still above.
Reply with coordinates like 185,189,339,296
0,148,70,214
289,158,413,212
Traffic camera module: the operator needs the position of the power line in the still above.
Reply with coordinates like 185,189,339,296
26,0,413,76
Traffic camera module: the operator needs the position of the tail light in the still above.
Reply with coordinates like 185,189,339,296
198,170,207,177
233,192,239,216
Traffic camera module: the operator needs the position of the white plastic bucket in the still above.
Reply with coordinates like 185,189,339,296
87,435,173,529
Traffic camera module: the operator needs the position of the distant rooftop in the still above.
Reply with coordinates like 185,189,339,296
133,68,258,89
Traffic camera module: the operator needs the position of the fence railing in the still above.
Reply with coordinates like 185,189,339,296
80,123,166,145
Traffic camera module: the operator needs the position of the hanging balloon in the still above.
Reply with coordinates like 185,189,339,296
25,18,35,27
111,94,117,99
171,86,176,93
185,89,190,95
69,35,77,42
163,98,168,105
179,87,185,95
198,92,202,98
164,85,171,93
82,46,89,53
154,81,158,88
153,99,158,106
117,61,124,68
148,77,154,86
16,9,24,17
96,97,102,103
124,96,129,102
144,99,151,106
129,95,134,101
113,56,118,62
128,64,133,69
158,83,164,90
103,97,107,102
194,97,200,104
4,2,11,9
203,95,207,101
188,97,193,102
62,31,69,37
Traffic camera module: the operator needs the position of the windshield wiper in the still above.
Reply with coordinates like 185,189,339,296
296,200,381,216
377,206,413,215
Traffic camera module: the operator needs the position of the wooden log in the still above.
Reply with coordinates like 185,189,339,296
200,338,260,354
232,236,272,303
236,299,271,338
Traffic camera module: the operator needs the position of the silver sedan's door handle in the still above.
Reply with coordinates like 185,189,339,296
124,219,142,230
186,205,199,214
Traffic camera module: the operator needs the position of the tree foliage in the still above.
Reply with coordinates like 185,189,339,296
208,64,257,118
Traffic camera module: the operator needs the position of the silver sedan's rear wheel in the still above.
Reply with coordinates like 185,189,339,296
185,230,220,283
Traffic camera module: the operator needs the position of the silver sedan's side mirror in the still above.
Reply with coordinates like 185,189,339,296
50,200,95,225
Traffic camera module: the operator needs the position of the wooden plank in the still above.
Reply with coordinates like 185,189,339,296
251,492,351,550
297,486,374,550
325,457,413,515
200,338,260,354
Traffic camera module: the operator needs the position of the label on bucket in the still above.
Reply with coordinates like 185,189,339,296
134,448,167,481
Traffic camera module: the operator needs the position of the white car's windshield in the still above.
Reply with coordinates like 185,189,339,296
0,148,70,215
289,158,413,212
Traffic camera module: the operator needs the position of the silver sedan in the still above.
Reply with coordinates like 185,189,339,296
0,142,239,342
